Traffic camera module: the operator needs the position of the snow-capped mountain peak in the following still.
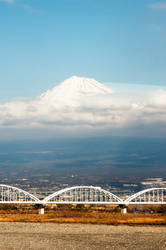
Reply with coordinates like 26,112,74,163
39,76,113,106
57,76,113,95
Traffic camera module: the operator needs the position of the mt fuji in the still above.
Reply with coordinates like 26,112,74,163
0,76,137,131
0,76,165,138
38,76,113,108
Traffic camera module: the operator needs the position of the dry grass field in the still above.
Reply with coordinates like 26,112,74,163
0,204,165,225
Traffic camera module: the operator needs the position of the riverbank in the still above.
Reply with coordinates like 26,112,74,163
0,222,165,249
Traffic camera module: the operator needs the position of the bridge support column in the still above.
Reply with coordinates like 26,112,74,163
119,204,128,214
38,208,45,214
121,207,127,214
35,204,45,214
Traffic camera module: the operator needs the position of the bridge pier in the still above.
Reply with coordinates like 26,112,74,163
35,204,45,214
121,207,127,214
119,204,128,214
38,207,45,214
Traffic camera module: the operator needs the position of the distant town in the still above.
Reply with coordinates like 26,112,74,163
1,173,166,200
0,137,166,200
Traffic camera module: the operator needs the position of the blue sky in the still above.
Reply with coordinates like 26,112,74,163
0,0,166,102
0,0,166,139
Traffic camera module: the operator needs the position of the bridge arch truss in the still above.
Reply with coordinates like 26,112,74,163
125,188,166,204
43,186,123,204
0,184,40,203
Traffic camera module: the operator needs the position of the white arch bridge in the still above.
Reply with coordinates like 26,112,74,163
0,185,166,205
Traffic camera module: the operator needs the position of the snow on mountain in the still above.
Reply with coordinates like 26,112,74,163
40,76,113,98
0,76,140,129
38,76,113,108
1,76,164,134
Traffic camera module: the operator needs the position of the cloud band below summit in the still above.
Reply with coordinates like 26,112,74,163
0,76,166,137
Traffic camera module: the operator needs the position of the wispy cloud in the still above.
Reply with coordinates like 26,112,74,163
21,4,45,15
151,23,162,31
0,0,45,15
0,0,14,3
149,2,166,10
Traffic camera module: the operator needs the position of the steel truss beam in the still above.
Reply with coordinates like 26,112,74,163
0,185,165,205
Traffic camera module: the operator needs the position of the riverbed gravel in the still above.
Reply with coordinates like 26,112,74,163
0,222,165,250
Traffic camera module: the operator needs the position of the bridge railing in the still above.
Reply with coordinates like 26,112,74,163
124,188,166,204
0,185,166,204
42,186,123,204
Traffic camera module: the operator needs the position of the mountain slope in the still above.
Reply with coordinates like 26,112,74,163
38,76,113,107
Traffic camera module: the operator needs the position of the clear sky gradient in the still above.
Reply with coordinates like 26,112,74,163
0,0,166,102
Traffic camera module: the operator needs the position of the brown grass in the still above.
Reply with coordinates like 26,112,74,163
0,208,165,225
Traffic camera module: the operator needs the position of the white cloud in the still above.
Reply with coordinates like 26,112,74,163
0,0,45,15
0,77,166,137
148,89,166,107
21,4,45,15
0,0,14,3
149,2,166,10
151,24,162,31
